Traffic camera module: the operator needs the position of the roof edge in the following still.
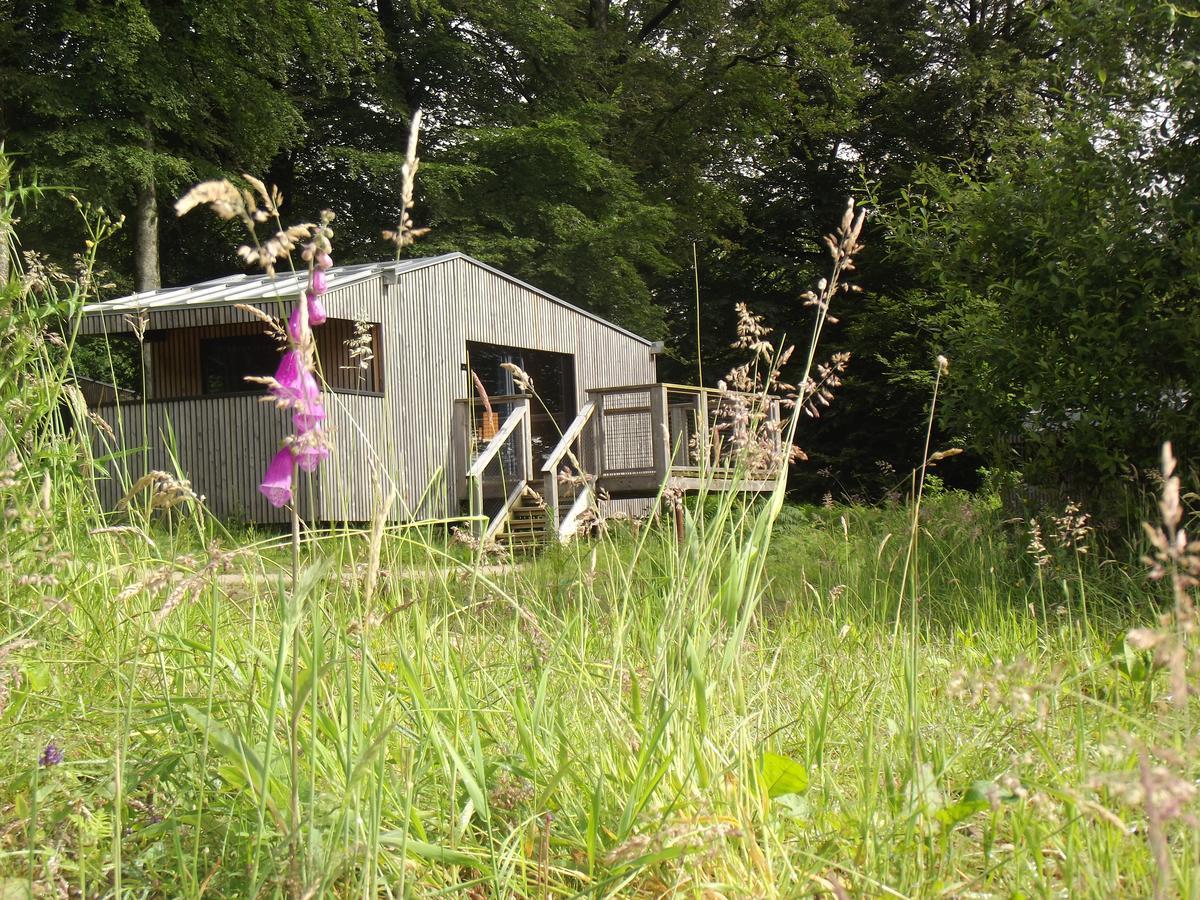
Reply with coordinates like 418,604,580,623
80,252,654,347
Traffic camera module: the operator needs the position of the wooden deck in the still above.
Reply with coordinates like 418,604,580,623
455,383,783,541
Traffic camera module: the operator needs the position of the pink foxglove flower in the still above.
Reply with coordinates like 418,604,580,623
271,350,321,407
259,244,333,508
259,448,294,508
306,288,327,325
293,401,326,433
295,433,331,472
288,291,327,338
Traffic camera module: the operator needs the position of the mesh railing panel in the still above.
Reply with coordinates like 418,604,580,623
598,389,654,473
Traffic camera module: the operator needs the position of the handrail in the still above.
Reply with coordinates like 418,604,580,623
453,392,532,408
557,484,593,542
541,400,596,538
540,401,595,474
585,382,770,403
467,404,528,479
484,480,529,543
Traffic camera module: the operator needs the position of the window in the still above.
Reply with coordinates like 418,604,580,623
316,320,383,393
466,342,576,422
199,334,280,395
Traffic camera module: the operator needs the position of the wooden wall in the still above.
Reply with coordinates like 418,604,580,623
321,257,657,519
91,391,397,524
85,255,656,523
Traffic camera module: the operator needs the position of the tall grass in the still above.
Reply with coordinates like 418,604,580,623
2,176,1197,897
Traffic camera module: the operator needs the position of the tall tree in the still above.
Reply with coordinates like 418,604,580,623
0,0,371,290
276,0,860,335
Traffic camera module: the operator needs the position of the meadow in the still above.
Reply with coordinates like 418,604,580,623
1,158,1196,898
2,456,1196,897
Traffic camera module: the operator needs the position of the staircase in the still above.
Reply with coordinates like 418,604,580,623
464,399,596,553
493,487,550,552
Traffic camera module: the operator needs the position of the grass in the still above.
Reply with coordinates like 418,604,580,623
3,182,1195,897
2,473,1196,897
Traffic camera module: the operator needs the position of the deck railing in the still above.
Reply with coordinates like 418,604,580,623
463,399,533,537
540,400,595,537
586,383,783,490
449,383,784,534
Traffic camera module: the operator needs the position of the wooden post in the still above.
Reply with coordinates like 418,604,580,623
770,398,783,476
521,396,534,482
649,384,670,482
450,400,467,511
544,467,559,539
592,392,606,480
698,389,710,474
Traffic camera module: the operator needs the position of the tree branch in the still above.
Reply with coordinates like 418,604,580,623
636,0,684,44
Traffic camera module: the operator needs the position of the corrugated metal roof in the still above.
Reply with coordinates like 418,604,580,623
82,252,651,346
81,254,455,314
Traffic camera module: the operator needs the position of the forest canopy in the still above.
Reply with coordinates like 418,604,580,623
2,0,1197,510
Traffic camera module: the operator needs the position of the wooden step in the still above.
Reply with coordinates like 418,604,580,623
494,486,552,552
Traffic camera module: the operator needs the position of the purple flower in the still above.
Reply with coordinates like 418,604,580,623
312,269,328,296
306,289,327,325
294,434,330,473
40,742,63,767
287,292,327,338
293,401,326,433
271,351,321,408
259,448,294,508
287,306,306,343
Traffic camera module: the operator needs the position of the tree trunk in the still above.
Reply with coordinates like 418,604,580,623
134,175,160,292
589,0,609,30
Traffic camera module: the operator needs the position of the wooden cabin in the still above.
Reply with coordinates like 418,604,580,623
80,253,779,542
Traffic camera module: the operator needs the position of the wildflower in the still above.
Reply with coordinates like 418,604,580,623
270,350,321,408
293,398,326,432
293,430,331,473
288,293,328,337
177,178,337,510
306,290,327,325
40,741,63,767
259,448,294,508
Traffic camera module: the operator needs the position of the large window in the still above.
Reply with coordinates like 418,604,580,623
466,342,576,467
466,342,576,423
200,334,280,395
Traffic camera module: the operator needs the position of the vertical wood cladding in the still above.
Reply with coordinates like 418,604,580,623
86,257,656,523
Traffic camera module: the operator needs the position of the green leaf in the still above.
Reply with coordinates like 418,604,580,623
1110,636,1153,682
761,752,809,798
376,833,485,869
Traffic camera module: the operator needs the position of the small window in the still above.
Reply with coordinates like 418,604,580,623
317,320,383,393
200,334,280,395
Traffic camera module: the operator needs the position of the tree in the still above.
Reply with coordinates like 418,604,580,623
879,111,1200,514
0,0,371,290
275,0,860,336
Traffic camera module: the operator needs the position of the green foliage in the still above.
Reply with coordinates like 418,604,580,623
420,107,677,337
880,121,1200,510
0,0,374,284
761,751,810,798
